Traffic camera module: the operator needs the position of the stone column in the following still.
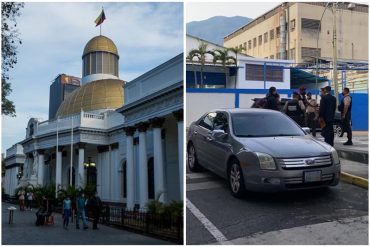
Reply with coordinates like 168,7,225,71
173,109,184,200
37,150,45,186
149,117,166,203
124,127,136,209
77,143,85,189
136,122,149,209
56,146,63,197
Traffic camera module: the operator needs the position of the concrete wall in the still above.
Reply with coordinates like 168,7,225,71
186,88,368,131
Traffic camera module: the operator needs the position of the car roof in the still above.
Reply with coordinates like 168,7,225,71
210,108,281,114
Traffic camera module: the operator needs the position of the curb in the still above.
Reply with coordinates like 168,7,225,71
340,172,368,190
336,149,368,164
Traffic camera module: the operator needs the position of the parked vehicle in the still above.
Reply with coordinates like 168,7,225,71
187,109,341,197
251,98,345,137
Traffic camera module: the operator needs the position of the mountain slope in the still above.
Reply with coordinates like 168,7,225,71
187,16,252,46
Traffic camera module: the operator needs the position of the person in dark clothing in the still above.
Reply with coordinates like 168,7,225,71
90,192,103,230
299,86,308,106
319,86,337,146
283,92,306,126
338,87,353,145
265,86,280,111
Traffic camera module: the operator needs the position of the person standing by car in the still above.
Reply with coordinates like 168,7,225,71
338,87,353,145
319,86,337,146
265,86,280,111
283,92,305,126
306,92,318,137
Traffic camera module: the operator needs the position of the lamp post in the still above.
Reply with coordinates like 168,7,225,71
83,157,96,186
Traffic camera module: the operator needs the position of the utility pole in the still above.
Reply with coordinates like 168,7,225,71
332,3,339,105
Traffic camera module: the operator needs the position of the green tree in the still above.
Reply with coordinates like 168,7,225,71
2,2,24,117
228,46,245,88
187,41,213,88
212,48,236,87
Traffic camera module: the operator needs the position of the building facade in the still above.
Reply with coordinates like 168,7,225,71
224,2,368,63
49,74,81,120
4,34,183,209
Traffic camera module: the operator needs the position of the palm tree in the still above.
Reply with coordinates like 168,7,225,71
187,41,213,88
212,49,236,87
228,47,245,88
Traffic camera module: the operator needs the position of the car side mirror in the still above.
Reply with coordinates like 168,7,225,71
302,127,311,135
212,129,228,139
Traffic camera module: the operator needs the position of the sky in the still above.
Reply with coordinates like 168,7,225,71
186,2,280,23
1,2,183,153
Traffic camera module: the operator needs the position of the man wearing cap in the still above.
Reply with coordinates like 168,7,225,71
319,86,337,146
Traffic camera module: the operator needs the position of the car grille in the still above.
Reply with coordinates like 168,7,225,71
284,173,334,184
277,155,332,170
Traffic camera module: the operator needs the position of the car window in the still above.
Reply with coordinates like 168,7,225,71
231,112,304,137
199,112,216,130
214,112,229,132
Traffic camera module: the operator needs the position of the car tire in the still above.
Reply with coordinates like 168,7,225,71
228,161,246,198
334,123,344,137
188,143,201,172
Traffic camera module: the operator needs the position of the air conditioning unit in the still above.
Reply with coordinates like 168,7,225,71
347,3,356,10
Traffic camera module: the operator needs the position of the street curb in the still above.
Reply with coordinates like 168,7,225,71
336,149,368,164
340,172,368,190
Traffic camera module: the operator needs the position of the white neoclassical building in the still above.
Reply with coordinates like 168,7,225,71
3,34,183,209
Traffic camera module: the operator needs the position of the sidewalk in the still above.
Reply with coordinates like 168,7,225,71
2,202,171,245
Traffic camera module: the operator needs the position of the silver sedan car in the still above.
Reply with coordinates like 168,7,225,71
187,108,341,197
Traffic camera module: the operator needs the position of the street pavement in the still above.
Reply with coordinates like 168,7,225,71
2,202,172,245
186,159,368,245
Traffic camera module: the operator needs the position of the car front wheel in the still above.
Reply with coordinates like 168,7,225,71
334,123,344,137
228,161,246,198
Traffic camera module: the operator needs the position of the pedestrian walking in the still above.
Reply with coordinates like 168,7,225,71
338,87,353,145
265,86,280,111
90,192,103,230
63,195,72,229
319,86,337,146
18,189,25,211
76,193,88,230
306,92,318,137
26,191,34,210
283,92,305,127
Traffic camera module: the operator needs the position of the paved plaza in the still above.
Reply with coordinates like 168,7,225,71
2,202,172,245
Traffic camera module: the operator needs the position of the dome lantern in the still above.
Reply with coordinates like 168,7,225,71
81,35,120,84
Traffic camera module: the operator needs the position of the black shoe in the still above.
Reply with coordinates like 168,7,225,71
93,227,99,230
76,226,80,229
83,226,88,230
343,141,353,145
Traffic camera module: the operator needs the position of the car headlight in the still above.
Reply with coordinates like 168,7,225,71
330,147,340,165
255,152,277,170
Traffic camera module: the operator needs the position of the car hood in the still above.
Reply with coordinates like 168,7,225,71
237,135,332,158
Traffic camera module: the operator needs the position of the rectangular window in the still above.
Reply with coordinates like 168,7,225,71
276,27,281,38
96,52,102,73
290,48,296,60
102,53,109,74
264,32,268,43
290,19,296,31
301,18,320,30
301,47,321,59
244,42,247,51
258,35,262,45
270,55,274,59
109,54,115,75
270,29,274,40
245,64,284,82
253,38,257,47
91,52,96,74
248,40,252,49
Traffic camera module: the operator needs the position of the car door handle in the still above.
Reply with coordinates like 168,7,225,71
206,136,213,142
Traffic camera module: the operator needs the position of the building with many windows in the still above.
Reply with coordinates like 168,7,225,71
224,2,368,63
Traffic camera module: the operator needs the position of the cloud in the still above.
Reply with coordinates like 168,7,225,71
2,2,183,153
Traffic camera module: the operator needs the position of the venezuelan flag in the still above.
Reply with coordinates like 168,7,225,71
95,9,106,27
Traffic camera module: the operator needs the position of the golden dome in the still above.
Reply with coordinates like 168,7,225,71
56,79,124,117
83,35,119,57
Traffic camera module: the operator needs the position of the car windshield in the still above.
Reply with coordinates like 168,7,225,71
231,112,305,137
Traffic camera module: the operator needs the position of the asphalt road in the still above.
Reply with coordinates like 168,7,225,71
186,158,369,245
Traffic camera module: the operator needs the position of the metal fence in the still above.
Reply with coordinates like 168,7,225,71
96,206,183,243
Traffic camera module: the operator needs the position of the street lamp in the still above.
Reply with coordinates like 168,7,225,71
84,157,96,169
16,171,23,181
315,2,339,104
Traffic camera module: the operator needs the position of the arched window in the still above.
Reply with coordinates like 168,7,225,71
148,157,154,199
122,161,127,198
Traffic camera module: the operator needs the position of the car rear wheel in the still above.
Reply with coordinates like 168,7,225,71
228,161,246,198
188,143,201,172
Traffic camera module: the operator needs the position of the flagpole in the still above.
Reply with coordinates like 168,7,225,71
70,116,73,187
56,117,59,198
